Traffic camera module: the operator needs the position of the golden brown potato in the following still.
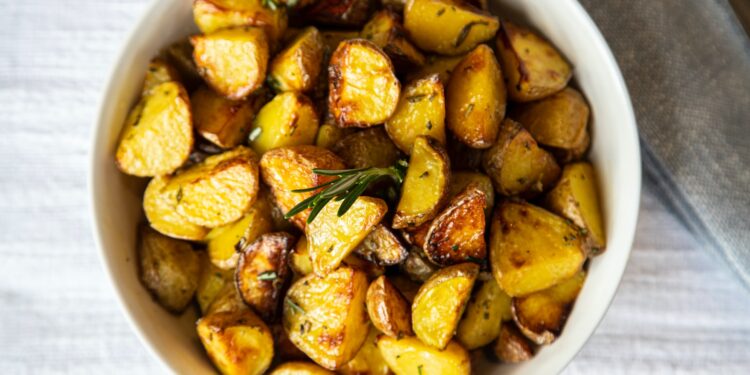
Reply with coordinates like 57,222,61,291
489,201,586,297
412,263,479,348
377,335,471,375
328,39,400,127
206,282,249,315
142,57,180,95
496,21,572,102
448,172,495,215
354,224,408,266
338,326,392,375
260,145,346,229
393,136,451,229
400,221,430,248
385,74,446,154
137,225,200,313
192,27,270,100
332,128,401,169
511,87,590,162
236,232,294,320
290,235,315,276
301,0,374,27
546,162,606,253
400,246,438,282
406,55,463,83
193,0,288,45
196,254,235,313
482,119,560,197
446,44,506,149
116,81,193,177
362,10,426,71
314,123,355,150
249,92,319,154
306,196,387,275
455,278,511,350
191,86,259,149
366,275,413,337
143,176,209,241
269,27,325,93
340,253,386,280
270,362,335,375
404,0,498,55
197,310,274,375
493,322,533,363
423,183,486,266
512,270,585,344
388,274,421,303
283,267,370,370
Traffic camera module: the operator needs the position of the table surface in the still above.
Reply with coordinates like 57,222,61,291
1,0,749,374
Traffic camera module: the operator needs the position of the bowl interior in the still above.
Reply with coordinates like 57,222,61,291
89,0,640,374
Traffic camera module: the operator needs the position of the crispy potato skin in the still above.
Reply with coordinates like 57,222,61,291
196,253,235,313
236,232,294,321
496,21,572,102
192,86,259,149
332,127,401,169
404,0,498,55
366,276,413,337
455,278,511,350
489,201,586,297
142,58,181,95
493,322,533,363
283,267,370,370
338,326,392,375
362,10,426,71
412,263,479,349
446,44,506,149
143,176,209,241
249,92,319,154
197,310,274,375
137,225,200,313
116,81,193,177
482,119,560,197
377,336,471,375
301,0,374,27
354,224,408,266
260,145,346,229
193,0,288,45
192,27,270,100
385,74,446,154
269,27,325,93
270,361,335,375
328,39,400,127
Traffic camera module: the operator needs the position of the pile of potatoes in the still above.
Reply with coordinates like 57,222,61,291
115,0,607,374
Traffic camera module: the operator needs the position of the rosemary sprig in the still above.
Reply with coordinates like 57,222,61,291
284,160,408,224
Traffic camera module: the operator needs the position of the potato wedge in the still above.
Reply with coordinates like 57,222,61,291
455,278,511,350
362,10,426,71
197,254,235,313
482,119,560,197
406,55,463,83
301,0,374,27
377,336,471,375
249,92,319,154
270,362,335,375
236,232,294,320
404,0,498,55
137,225,200,313
306,196,387,275
294,234,386,278
393,136,451,229
400,246,438,282
496,21,572,102
489,201,586,297
423,183,486,266
197,310,274,375
260,145,346,229
206,282,250,315
412,263,479,348
512,270,585,344
191,86,259,149
192,27,270,100
354,224,408,266
338,326,392,375
332,128,401,169
385,74,446,154
115,81,193,177
446,44,506,149
142,57,180,95
315,123,355,150
193,0,288,45
269,27,325,93
283,267,369,370
367,276,412,338
328,39,400,127
493,322,533,363
448,171,494,214
143,176,209,241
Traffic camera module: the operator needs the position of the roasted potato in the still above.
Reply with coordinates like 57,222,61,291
482,119,560,197
400,221,429,248
142,57,180,95
115,81,193,177
137,225,200,313
496,21,572,102
306,196,387,275
269,27,325,93
423,183,486,266
332,128,401,169
406,55,463,83
338,326,392,375
446,44,506,149
294,234,386,278
143,176,209,241
206,282,250,315
512,270,586,344
412,263,479,348
192,27,270,100
192,86,260,149
162,39,203,89
193,0,288,45
489,201,586,297
354,224,408,266
260,145,346,229
236,232,294,320
301,0,374,27
400,246,438,282
448,171,494,215
377,336,471,375
270,362,335,375
366,275,413,337
197,310,274,375
455,278,511,350
340,252,386,280
271,323,309,361
362,10,426,71
393,136,451,229
492,322,533,363
315,123,354,150
328,39,400,127
404,0,499,55
249,92,319,154
197,254,235,313
283,267,370,370
385,74,446,154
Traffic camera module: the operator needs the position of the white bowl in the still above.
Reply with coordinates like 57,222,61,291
89,0,641,373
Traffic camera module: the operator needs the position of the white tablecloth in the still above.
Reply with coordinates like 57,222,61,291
1,0,749,373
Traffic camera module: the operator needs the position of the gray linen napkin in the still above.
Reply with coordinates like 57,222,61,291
577,0,750,286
